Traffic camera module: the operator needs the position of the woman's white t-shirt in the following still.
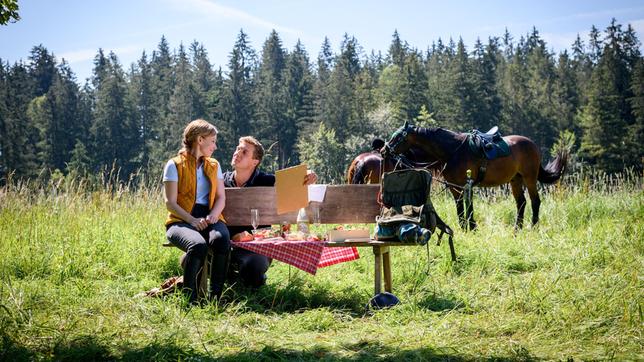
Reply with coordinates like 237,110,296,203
163,160,223,205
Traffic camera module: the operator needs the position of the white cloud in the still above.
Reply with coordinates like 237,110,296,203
59,45,142,64
172,0,302,37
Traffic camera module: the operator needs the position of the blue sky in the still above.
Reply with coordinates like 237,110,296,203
2,0,643,83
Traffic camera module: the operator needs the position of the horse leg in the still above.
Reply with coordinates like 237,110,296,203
510,176,527,229
467,196,477,231
525,179,541,226
450,188,466,230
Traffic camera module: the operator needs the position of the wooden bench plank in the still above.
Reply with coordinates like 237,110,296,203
223,185,380,226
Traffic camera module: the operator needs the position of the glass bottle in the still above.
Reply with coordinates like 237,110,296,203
296,207,310,235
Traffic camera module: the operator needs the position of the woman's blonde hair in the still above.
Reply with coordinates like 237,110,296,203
179,119,218,155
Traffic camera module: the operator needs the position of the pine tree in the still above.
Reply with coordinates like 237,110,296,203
48,61,82,171
353,56,379,139
168,43,198,135
66,139,92,177
499,36,529,136
553,51,580,134
571,34,593,106
313,37,334,136
90,51,139,177
129,51,153,168
220,30,257,160
148,36,175,167
28,45,56,96
0,60,7,179
284,40,315,155
26,95,54,167
388,30,407,67
524,28,557,151
324,34,361,139
469,37,502,130
190,41,214,120
254,30,290,167
2,62,39,178
627,58,644,168
580,20,637,171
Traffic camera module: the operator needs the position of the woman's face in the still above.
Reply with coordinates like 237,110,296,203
198,134,217,157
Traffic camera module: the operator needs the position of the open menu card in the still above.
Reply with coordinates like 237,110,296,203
275,164,308,214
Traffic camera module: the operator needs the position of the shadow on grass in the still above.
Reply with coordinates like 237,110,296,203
3,332,539,361
417,293,467,312
224,276,369,315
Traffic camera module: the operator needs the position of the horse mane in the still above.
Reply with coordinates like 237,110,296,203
414,126,463,149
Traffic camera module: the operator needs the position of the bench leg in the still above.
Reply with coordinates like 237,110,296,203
373,246,382,295
382,247,392,293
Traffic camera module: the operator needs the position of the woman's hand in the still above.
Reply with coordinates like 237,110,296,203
191,217,208,231
205,213,219,224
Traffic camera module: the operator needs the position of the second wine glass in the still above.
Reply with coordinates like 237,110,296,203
250,209,259,234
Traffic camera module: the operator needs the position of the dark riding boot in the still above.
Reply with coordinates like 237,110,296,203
209,250,231,301
183,254,204,305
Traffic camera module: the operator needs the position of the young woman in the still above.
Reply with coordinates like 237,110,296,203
163,119,230,303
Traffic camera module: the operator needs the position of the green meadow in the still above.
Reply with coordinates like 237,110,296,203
0,171,642,361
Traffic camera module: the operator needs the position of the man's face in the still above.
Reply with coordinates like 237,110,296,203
231,141,259,170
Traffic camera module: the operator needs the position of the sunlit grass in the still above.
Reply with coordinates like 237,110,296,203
0,170,642,360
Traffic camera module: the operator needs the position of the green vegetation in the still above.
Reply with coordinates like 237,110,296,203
1,172,642,360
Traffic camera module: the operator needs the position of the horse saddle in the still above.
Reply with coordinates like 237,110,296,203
467,126,510,160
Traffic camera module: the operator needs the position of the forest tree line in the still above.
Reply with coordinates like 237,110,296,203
1,19,642,184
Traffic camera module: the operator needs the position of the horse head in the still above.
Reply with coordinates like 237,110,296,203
383,122,462,167
382,121,416,157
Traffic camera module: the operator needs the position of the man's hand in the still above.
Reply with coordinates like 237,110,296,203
304,170,318,185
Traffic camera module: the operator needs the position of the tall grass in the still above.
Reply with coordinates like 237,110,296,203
0,169,642,361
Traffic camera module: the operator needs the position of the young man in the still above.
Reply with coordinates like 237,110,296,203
223,136,317,287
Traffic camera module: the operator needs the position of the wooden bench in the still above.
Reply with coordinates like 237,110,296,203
166,184,454,297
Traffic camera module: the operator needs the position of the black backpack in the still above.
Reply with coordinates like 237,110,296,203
375,169,457,261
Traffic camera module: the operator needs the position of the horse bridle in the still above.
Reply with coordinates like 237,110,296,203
382,124,412,157
382,124,440,171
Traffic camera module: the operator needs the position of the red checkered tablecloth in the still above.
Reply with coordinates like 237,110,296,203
232,238,360,275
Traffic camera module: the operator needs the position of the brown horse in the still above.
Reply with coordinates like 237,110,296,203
383,121,568,230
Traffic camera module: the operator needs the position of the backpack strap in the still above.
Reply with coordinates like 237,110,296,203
433,213,457,262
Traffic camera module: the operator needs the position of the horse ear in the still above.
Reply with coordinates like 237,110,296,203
404,120,409,128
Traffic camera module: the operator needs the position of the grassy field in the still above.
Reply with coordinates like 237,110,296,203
0,171,642,361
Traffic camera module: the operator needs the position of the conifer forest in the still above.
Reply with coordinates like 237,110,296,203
1,20,642,184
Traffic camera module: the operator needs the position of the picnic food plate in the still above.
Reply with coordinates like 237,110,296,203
328,228,370,242
252,227,281,240
232,231,254,242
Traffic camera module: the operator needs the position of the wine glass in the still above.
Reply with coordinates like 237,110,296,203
250,209,259,234
311,204,321,228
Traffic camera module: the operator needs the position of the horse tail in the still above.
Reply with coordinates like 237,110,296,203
347,160,357,184
538,149,569,184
